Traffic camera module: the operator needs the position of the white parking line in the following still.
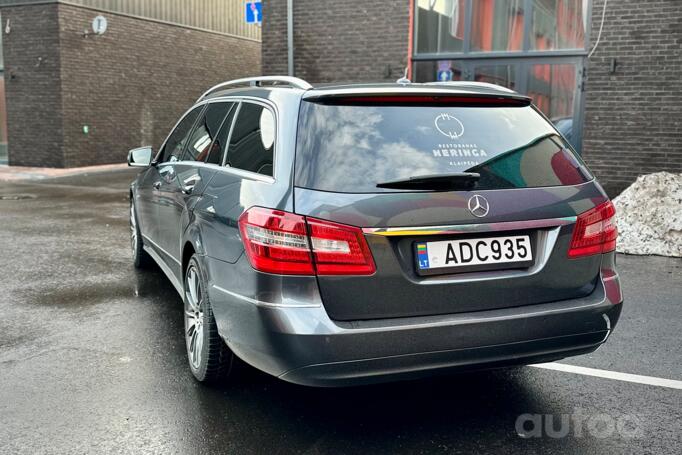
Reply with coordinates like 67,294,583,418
530,362,682,390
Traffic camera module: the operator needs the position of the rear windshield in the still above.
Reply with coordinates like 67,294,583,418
294,102,592,193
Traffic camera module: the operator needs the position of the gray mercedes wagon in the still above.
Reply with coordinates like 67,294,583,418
128,76,623,386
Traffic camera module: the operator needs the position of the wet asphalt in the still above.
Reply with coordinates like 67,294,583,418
0,169,680,454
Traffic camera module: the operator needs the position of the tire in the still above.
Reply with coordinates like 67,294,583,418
130,199,152,269
184,255,234,383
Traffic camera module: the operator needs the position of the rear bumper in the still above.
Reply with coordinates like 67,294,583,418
279,330,616,387
208,258,623,387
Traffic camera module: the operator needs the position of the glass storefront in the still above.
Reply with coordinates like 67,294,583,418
470,0,524,52
472,64,517,89
413,0,590,151
416,0,466,54
531,0,587,50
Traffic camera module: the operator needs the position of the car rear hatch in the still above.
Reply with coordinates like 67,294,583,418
293,87,609,321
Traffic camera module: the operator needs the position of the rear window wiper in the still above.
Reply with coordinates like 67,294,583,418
376,172,480,191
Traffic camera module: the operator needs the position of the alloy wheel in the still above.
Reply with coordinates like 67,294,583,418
184,265,205,370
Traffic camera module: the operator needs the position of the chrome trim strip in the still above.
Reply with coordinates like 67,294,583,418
212,285,321,308
142,234,181,266
156,159,275,184
218,165,275,183
362,216,577,236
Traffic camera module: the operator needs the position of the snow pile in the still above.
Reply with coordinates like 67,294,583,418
612,172,682,257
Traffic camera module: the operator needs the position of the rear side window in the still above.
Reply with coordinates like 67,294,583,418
158,106,203,163
182,102,236,163
225,103,275,177
295,102,592,193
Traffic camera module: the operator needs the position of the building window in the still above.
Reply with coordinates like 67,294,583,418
413,0,589,55
414,60,465,83
411,0,589,152
528,63,578,143
473,64,517,90
531,0,587,50
471,0,525,52
416,0,466,54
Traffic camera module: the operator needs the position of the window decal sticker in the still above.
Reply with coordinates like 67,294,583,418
435,113,464,139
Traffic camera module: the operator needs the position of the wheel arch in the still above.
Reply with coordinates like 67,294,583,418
182,242,195,277
182,222,207,277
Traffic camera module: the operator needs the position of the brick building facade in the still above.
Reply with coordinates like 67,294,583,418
263,0,682,196
0,1,261,167
262,0,409,83
582,0,682,195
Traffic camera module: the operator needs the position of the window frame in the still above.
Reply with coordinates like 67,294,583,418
412,0,593,60
154,104,206,165
179,100,237,164
156,96,278,184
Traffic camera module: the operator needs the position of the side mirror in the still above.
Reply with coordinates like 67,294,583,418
128,146,153,167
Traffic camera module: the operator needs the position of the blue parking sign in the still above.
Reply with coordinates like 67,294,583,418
246,2,262,24
437,69,453,81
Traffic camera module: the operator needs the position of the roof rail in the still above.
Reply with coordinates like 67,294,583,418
197,76,313,101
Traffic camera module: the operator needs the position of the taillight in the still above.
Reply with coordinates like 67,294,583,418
568,201,618,258
238,207,376,276
238,207,314,275
307,217,376,275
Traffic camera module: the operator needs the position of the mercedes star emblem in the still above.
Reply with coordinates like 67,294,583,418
468,195,490,218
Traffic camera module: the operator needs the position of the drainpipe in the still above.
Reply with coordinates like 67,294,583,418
287,0,294,76
407,0,415,81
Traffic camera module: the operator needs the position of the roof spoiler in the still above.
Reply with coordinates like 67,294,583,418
303,92,532,107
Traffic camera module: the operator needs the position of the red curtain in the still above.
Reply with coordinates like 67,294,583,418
471,0,494,51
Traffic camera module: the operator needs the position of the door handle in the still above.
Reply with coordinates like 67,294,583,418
153,181,161,190
181,175,201,195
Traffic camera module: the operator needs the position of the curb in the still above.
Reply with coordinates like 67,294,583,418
0,163,129,181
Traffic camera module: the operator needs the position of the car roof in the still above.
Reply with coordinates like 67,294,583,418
199,77,528,104
308,81,515,94
301,82,527,102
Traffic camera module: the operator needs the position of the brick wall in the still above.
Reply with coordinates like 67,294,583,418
262,0,409,83
1,2,261,167
2,4,65,167
582,0,682,196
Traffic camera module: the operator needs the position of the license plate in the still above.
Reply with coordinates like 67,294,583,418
416,234,533,273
